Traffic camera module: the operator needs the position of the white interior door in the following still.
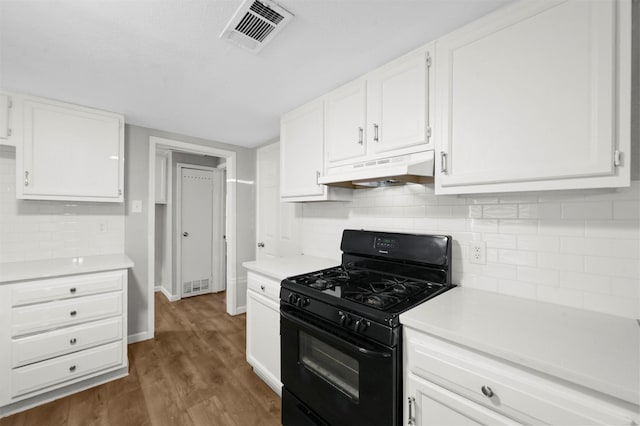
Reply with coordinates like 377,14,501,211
180,167,215,298
257,142,301,260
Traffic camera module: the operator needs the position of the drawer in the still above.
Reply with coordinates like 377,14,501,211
12,270,125,306
11,340,123,397
12,291,123,337
12,316,123,367
247,272,280,302
405,329,637,426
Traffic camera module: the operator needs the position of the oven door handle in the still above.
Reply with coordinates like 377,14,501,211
281,309,392,359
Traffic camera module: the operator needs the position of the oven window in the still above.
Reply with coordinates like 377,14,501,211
299,331,359,401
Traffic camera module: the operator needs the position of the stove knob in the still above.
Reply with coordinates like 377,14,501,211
354,319,370,333
288,293,296,304
300,297,310,307
338,311,352,327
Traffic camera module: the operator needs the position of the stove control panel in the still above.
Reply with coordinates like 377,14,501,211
374,236,397,250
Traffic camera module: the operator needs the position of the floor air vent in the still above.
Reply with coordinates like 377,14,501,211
219,0,293,54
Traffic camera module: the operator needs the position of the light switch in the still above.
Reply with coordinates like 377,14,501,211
132,200,143,213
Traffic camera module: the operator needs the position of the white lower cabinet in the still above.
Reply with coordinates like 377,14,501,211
246,272,281,395
404,328,639,426
0,269,129,417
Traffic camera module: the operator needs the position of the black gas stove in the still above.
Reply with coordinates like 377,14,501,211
280,229,454,426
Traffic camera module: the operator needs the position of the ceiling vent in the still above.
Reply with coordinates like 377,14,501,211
219,0,293,54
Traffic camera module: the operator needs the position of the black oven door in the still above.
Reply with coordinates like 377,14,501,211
280,305,400,426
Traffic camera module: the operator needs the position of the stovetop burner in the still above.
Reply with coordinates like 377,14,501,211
288,266,441,311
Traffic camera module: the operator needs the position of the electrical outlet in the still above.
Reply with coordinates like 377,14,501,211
469,242,486,264
97,222,107,234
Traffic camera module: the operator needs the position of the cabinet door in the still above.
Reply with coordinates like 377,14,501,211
325,79,367,163
280,99,326,199
435,0,629,194
0,94,11,140
246,290,281,395
19,96,124,201
406,373,518,426
367,48,430,155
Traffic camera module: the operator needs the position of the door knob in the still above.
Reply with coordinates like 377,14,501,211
257,242,265,248
183,232,189,237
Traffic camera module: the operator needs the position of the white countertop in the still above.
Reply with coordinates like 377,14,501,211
0,253,135,283
400,287,640,406
242,254,337,281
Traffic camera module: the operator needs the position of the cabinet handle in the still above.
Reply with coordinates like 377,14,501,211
260,285,265,291
69,365,77,373
24,171,29,187
70,338,77,345
481,385,494,398
316,170,320,186
440,151,448,174
408,396,416,425
69,287,77,294
257,242,265,248
373,123,379,142
70,310,77,317
357,127,363,145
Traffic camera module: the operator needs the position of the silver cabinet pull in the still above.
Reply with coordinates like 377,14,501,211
440,152,448,174
257,242,265,248
357,127,363,145
24,171,29,187
481,385,494,398
70,338,77,345
373,123,379,142
408,396,416,425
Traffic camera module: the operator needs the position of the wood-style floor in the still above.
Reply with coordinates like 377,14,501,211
1,292,281,426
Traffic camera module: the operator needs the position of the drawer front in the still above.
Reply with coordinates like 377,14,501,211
12,316,123,367
12,292,123,337
405,329,637,426
247,272,280,302
11,341,123,397
12,270,124,306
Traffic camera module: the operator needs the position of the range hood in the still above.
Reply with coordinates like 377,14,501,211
318,151,434,189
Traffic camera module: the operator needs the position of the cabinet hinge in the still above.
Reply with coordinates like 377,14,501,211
613,150,622,167
118,189,122,196
426,127,432,138
426,53,432,68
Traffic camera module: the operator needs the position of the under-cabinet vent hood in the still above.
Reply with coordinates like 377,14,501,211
219,0,293,54
318,151,434,188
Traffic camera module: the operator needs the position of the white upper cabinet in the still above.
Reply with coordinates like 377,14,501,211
434,0,631,194
280,98,351,202
324,79,367,163
14,94,124,202
0,94,12,142
324,46,433,168
367,49,431,156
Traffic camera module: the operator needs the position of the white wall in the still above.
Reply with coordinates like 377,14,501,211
0,146,125,262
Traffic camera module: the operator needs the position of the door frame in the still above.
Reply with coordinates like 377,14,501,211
176,163,224,299
148,136,239,339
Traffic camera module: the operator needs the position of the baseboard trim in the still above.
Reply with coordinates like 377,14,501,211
127,331,152,344
159,286,180,302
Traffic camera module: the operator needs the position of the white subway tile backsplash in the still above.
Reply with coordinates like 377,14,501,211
613,200,640,220
0,151,124,263
299,182,639,319
562,201,613,220
483,204,518,219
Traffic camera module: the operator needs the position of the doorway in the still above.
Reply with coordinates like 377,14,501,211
147,136,239,339
177,164,225,298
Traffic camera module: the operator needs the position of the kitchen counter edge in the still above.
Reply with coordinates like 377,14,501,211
0,253,135,283
242,255,337,281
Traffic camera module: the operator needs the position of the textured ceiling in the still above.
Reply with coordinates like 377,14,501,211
0,0,512,148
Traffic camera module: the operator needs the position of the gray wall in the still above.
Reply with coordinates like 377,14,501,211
124,124,255,338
